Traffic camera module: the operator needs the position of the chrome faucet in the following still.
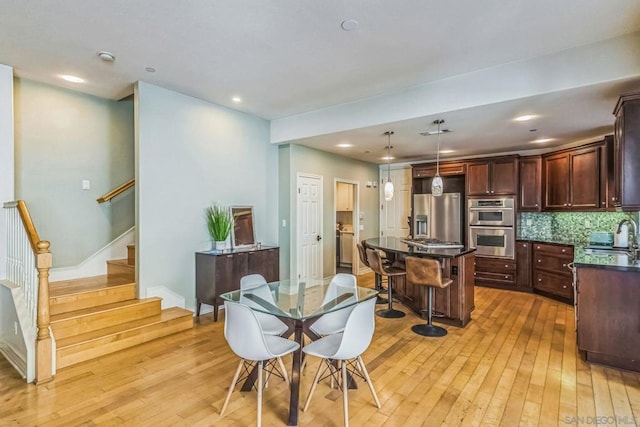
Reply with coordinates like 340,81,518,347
616,217,639,262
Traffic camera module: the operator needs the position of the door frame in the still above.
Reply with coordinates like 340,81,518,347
295,172,323,285
334,178,359,276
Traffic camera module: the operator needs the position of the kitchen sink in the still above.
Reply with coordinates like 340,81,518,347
583,247,632,256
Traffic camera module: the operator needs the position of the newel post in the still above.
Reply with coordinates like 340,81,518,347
35,240,54,384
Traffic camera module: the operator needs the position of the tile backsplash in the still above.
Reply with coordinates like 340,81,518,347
518,211,640,245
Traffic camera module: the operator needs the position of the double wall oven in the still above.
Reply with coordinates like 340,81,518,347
468,197,515,259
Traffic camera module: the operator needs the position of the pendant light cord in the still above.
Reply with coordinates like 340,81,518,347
435,120,442,175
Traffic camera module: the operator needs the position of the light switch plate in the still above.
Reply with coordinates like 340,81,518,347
82,180,90,190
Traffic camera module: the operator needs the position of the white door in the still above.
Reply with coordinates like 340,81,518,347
297,174,323,284
380,167,411,238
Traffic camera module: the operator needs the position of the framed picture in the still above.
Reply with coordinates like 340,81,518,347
231,206,256,248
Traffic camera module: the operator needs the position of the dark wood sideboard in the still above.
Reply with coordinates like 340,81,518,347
195,246,279,321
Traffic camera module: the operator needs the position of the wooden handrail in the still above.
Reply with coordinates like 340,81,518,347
96,178,135,203
9,200,41,253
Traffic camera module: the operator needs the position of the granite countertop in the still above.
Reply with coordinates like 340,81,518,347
364,237,476,258
517,236,640,271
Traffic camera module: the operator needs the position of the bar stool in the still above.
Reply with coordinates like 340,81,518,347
366,248,406,318
405,257,452,337
356,242,387,305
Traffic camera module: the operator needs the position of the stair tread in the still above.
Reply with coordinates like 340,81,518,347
56,307,192,348
50,275,135,297
50,297,161,322
107,259,133,267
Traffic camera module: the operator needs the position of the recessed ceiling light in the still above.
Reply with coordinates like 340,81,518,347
232,96,242,103
145,67,156,73
381,156,395,161
336,143,352,148
514,114,537,122
59,74,84,83
532,138,553,143
97,51,115,62
439,149,455,154
341,19,359,31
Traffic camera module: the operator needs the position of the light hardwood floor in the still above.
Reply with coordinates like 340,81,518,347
1,275,639,426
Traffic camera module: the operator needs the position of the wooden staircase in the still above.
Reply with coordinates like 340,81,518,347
49,244,193,369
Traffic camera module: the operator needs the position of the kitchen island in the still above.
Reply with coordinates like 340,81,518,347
365,237,476,327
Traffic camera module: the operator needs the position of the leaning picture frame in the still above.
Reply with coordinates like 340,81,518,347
230,206,256,248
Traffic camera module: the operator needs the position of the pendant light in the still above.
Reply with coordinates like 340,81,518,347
431,119,444,197
383,131,394,201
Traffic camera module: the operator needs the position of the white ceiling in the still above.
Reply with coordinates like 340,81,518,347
2,0,640,164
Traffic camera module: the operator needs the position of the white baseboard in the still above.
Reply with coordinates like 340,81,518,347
145,286,186,310
49,227,135,281
0,342,26,380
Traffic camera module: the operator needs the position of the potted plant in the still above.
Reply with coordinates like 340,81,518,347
206,204,232,251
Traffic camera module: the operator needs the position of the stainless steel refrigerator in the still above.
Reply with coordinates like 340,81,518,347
413,193,462,242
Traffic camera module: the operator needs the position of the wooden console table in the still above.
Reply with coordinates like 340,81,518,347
195,246,279,321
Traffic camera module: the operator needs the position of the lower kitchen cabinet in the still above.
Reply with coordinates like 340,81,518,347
576,265,640,372
195,246,280,321
532,242,574,303
394,252,475,327
474,256,517,289
515,241,532,289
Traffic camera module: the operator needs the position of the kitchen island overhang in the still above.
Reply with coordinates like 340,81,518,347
364,237,476,327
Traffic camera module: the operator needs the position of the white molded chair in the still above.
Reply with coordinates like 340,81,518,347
309,273,358,336
302,297,381,426
240,274,288,336
220,301,300,427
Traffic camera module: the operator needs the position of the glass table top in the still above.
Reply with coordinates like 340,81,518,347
220,278,378,320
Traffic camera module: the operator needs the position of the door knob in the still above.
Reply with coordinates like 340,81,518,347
316,235,322,241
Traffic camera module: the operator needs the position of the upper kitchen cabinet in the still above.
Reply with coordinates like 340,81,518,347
336,182,353,211
466,156,518,196
518,156,542,212
543,144,602,210
612,93,640,211
412,161,466,179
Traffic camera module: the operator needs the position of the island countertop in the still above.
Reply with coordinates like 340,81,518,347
364,237,476,258
364,237,476,327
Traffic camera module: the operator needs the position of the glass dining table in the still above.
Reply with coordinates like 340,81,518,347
221,278,378,426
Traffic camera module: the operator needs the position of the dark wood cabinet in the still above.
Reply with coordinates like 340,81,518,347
393,252,475,327
518,156,542,211
576,266,640,372
532,243,573,303
412,161,466,178
515,241,532,289
474,256,517,289
195,246,279,321
466,157,518,196
542,145,601,211
612,93,640,210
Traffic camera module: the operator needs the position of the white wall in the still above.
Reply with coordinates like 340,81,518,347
0,64,14,279
135,81,277,310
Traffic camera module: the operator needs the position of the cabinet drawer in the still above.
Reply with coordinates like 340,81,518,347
475,270,516,285
532,243,573,257
475,256,516,273
533,271,573,300
533,253,573,275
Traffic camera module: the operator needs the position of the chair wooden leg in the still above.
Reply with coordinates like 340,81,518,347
257,360,263,427
220,359,244,416
357,356,381,408
303,359,325,412
342,360,349,427
277,357,290,384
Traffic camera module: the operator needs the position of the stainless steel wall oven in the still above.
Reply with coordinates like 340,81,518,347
468,197,515,258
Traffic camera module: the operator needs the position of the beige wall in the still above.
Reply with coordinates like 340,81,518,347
13,79,134,267
279,143,379,279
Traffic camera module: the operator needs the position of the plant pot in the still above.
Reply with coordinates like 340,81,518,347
213,241,226,251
